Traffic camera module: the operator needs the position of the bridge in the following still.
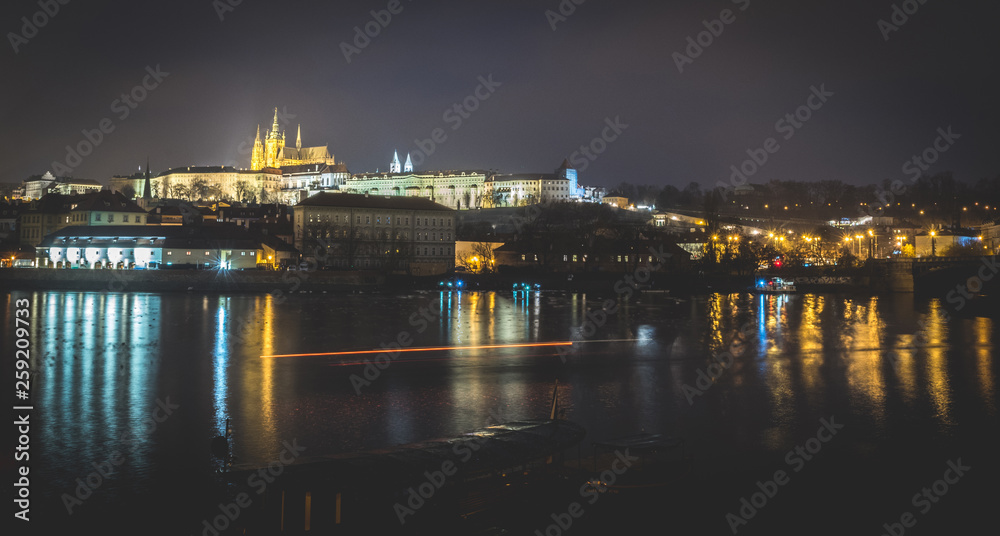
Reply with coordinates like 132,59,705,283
875,256,999,293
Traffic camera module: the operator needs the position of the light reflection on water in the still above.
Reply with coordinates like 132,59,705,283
8,289,998,512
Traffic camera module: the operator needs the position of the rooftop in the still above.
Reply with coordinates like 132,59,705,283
297,192,454,211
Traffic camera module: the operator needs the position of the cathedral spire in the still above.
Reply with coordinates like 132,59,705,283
255,124,260,142
404,153,413,173
142,157,152,200
391,151,401,173
271,107,280,134
296,124,302,150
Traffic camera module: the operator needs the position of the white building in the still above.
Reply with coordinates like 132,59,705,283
36,225,262,270
23,172,103,200
345,169,487,211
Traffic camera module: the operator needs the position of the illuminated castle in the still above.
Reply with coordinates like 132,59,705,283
250,108,335,170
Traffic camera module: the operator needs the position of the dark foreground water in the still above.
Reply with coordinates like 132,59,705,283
4,290,998,535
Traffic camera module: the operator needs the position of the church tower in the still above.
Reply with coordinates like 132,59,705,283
390,151,401,173
251,125,264,170
404,153,413,173
296,125,302,150
263,108,285,169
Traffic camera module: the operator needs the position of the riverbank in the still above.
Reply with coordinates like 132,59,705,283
0,267,383,293
0,268,877,295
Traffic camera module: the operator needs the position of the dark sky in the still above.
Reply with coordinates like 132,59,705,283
2,0,998,190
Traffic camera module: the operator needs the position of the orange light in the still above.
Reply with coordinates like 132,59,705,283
261,341,574,358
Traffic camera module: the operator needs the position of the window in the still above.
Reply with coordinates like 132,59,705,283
108,214,114,222
563,255,568,262
205,252,210,256
123,215,129,223
167,251,172,256
186,251,192,256
366,216,371,224
95,213,102,221
573,255,578,262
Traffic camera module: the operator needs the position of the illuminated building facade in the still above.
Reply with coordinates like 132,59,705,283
346,169,487,210
23,172,103,200
36,225,262,269
112,166,283,203
293,192,455,275
483,160,583,207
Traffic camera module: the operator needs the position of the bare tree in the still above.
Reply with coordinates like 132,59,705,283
234,180,253,203
191,179,210,201
172,184,191,201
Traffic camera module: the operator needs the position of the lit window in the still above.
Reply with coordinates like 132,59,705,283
186,251,192,256
563,255,568,261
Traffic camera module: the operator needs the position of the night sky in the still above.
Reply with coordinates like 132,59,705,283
2,0,998,189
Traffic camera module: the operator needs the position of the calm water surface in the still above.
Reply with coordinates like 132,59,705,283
5,290,997,534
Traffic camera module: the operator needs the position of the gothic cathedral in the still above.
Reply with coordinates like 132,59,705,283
250,108,336,170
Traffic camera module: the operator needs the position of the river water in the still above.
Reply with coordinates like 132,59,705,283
5,290,997,535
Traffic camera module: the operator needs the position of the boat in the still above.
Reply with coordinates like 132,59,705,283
220,383,585,534
754,276,797,293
